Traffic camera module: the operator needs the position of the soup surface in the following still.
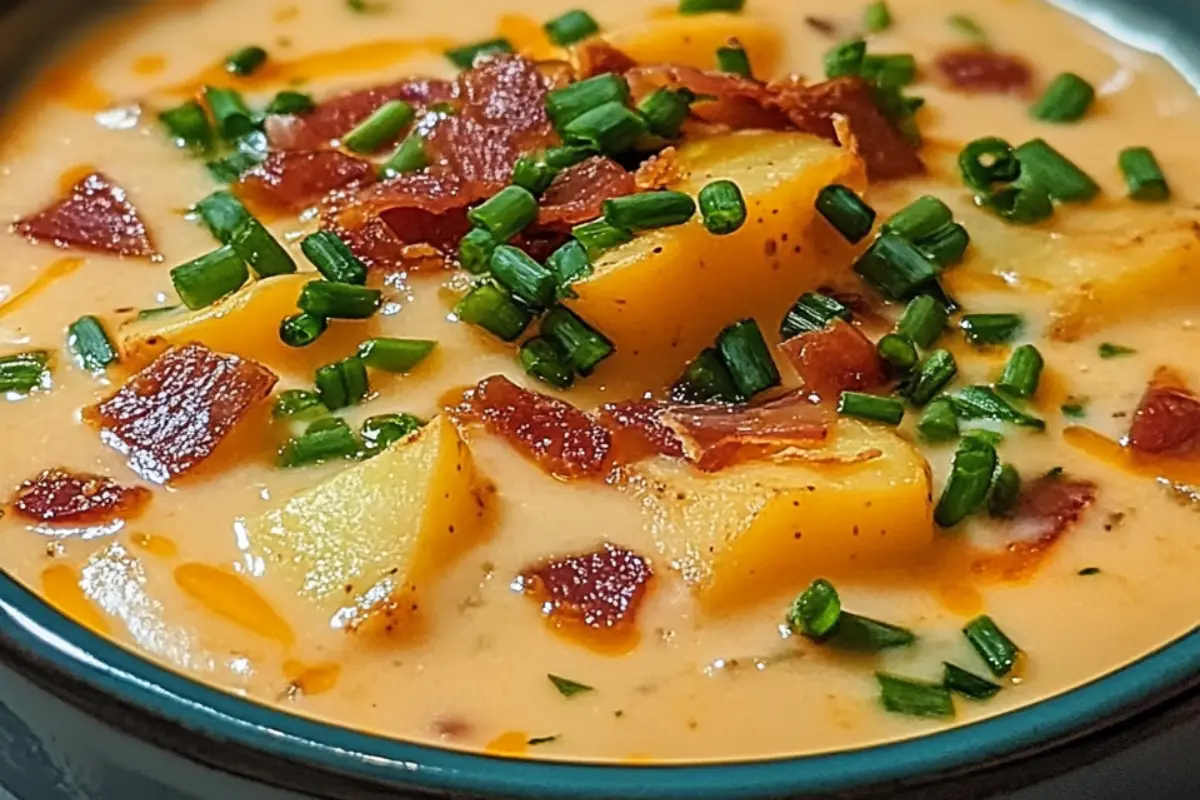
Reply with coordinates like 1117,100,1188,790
0,0,1198,764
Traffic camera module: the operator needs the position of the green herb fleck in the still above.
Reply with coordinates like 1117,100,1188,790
947,14,987,44
548,674,594,697
1077,566,1102,576
527,735,560,746
1098,342,1137,359
1044,466,1065,479
1060,398,1088,419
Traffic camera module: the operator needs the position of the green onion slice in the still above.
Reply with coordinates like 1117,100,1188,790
815,184,876,244
160,101,215,153
949,385,1046,430
671,347,743,403
546,73,631,130
380,133,429,178
853,233,938,301
787,578,842,640
278,417,360,467
301,231,368,285
987,463,1022,518
917,397,960,443
519,337,576,390
838,391,905,425
943,662,1002,701
698,180,747,235
357,338,436,373
1118,146,1170,202
225,46,268,76
997,344,1044,399
1015,138,1099,203
361,413,424,453
445,38,514,70
1031,72,1095,123
455,283,532,342
716,40,753,78
170,246,249,310
963,615,1022,677
716,319,780,398
934,435,999,527
877,673,956,718
279,313,328,348
489,244,557,308
562,101,648,154
544,9,600,46
897,294,947,350
67,316,118,371
901,348,958,407
314,357,370,411
779,291,852,340
469,185,539,242
541,306,614,375
603,191,696,231
342,100,415,154
298,281,382,320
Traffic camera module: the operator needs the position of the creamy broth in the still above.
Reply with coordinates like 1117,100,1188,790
0,0,1198,764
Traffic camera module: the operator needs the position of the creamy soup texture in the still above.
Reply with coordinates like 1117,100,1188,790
0,0,1198,764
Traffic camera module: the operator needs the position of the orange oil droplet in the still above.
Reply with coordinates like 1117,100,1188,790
131,54,167,76
1063,425,1200,485
485,730,530,756
0,258,87,320
57,164,97,195
41,564,110,635
129,532,178,558
283,659,342,695
175,563,295,646
496,14,557,61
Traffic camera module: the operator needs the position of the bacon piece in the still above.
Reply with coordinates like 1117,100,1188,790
596,400,686,463
519,542,652,634
11,468,151,525
575,40,638,80
14,172,155,257
537,157,637,230
456,376,612,480
635,147,685,191
626,65,790,130
85,343,277,484
934,49,1033,95
455,55,558,149
1128,377,1200,456
779,320,887,402
237,150,374,214
1008,476,1098,546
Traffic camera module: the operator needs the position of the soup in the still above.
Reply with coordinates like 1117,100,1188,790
0,0,1197,764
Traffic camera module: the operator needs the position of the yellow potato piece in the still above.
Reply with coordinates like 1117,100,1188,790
239,415,492,635
606,13,783,76
625,420,933,614
567,131,863,379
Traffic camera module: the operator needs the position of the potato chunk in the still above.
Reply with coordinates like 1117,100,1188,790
606,14,783,76
625,420,932,614
240,416,492,634
566,131,862,378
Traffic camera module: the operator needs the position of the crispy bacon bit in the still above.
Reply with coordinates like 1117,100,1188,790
537,157,637,229
634,147,685,190
456,376,612,479
85,343,277,484
934,49,1033,95
1009,476,1098,546
596,400,686,462
237,150,374,214
575,41,638,80
11,468,151,525
14,172,155,257
520,542,652,633
1128,375,1200,455
627,65,790,130
779,320,887,402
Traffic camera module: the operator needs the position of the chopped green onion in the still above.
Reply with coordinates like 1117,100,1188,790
66,316,117,371
512,154,559,195
917,397,960,443
698,180,746,235
272,389,327,420
357,338,436,373
170,246,249,309
361,413,424,453
490,244,556,307
544,9,600,46
545,73,631,130
779,291,852,340
964,615,1021,677
279,313,328,348
876,333,918,372
987,463,1022,518
716,40,753,78
279,417,360,467
0,351,50,395
469,186,539,242
987,177,1054,225
865,1,892,33
935,435,999,527
1118,146,1169,202
265,90,315,116
964,429,1004,448
194,191,250,242
135,305,179,321
854,233,938,301
314,357,370,411
229,217,295,278
301,231,367,285
947,14,988,44
883,195,953,243
1015,138,1099,203
1061,399,1088,419
824,39,867,79
787,579,914,651
547,240,593,294
831,615,916,651
380,133,428,177
455,283,532,342
787,578,842,640
541,306,614,375
342,100,414,153
816,184,876,243
916,222,970,269
225,46,268,76
1031,72,1095,123
519,337,576,389
562,100,649,154
997,344,1044,399
901,349,958,407
205,146,264,183
897,294,947,349
958,137,1021,192
1098,342,1136,359
298,281,381,320
459,228,497,275
603,191,696,231
203,86,257,141
445,38,514,70
838,391,905,425
949,385,1046,430
943,662,1002,701
679,0,745,13
861,54,917,90
960,313,1023,346
572,218,633,258
545,144,598,169
638,88,695,139
159,101,215,153
877,673,955,718
672,347,743,403
716,319,780,398
548,674,594,697
1078,566,1102,576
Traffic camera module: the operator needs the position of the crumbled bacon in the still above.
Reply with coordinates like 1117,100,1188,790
626,65,791,130
1007,476,1098,548
10,468,151,525
1128,375,1200,455
596,400,686,462
778,320,887,402
934,49,1033,95
237,150,375,214
85,343,277,484
14,172,155,257
634,147,685,190
574,40,638,80
537,157,637,230
519,542,652,633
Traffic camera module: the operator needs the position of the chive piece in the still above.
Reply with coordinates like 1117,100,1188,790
934,435,999,527
298,282,381,320
301,231,367,285
459,228,497,275
679,0,745,13
0,351,50,394
865,1,892,33
917,397,960,443
170,246,249,309
883,196,953,243
960,313,1023,346
361,413,424,454
861,54,917,90
838,391,905,425
947,14,988,44
672,347,743,403
159,101,215,153
917,222,970,269
519,337,576,389
573,218,632,258
964,615,1021,677
490,245,556,307
512,154,559,196
1031,72,1095,123
541,306,614,375
203,86,257,141
230,217,295,278
638,87,695,139
987,177,1055,225
265,90,316,116
469,186,539,242
787,578,842,640
67,316,118,371
544,9,600,46
698,180,747,236
135,305,180,321
445,38,514,69
1079,566,1102,576
831,615,916,651
1015,138,1100,203
897,295,948,349
279,417,361,468
943,662,1002,701
959,137,1021,192
824,39,867,79
455,283,532,341
380,133,429,177
225,46,268,76
314,357,370,411
997,344,1044,399
901,349,957,406
949,385,1046,430
341,100,414,154
545,144,598,169
547,240,593,295
815,184,876,243
604,191,696,231
779,291,852,340
717,319,780,398
527,735,559,746
562,101,649,154
1098,342,1136,359
357,338,436,373
1061,399,1088,419
987,463,1022,518
195,190,250,242
1118,146,1169,202
279,312,328,348
546,74,631,130
854,233,938,301
877,333,918,372
716,40,753,78
877,673,955,718
548,673,594,697
272,389,327,420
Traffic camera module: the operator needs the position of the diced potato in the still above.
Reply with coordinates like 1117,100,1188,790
606,14,783,75
239,416,492,635
567,131,863,378
625,420,933,614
